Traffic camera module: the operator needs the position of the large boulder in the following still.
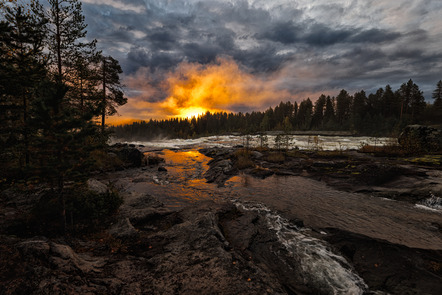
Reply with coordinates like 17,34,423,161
110,144,145,167
398,125,442,152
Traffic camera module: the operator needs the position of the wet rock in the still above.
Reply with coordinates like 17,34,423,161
110,145,145,167
158,166,167,172
250,151,263,159
87,179,108,194
147,154,164,165
250,167,274,179
324,228,442,295
204,158,236,186
108,218,138,238
218,206,326,294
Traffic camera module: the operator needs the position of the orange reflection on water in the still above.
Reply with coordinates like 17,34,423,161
151,149,216,204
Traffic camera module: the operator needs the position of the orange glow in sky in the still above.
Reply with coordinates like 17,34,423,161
160,57,291,119
110,57,295,124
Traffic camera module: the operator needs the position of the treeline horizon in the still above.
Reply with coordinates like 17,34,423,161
113,79,442,140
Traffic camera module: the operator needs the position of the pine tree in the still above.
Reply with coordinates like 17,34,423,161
297,98,313,130
323,96,335,129
398,79,425,122
0,2,47,175
352,90,366,133
382,85,398,118
432,80,442,112
312,94,326,129
97,55,127,133
336,89,352,126
44,0,96,83
32,79,100,232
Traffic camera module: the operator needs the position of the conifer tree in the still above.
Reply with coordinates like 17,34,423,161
312,94,326,129
97,55,127,133
432,80,442,109
398,79,425,122
31,79,100,232
323,96,335,128
43,0,96,84
431,80,442,123
0,1,47,174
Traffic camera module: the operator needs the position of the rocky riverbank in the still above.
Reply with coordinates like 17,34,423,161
201,147,442,204
1,146,441,294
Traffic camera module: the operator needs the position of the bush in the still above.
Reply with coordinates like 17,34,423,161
266,152,285,163
234,149,255,169
29,185,123,234
68,188,123,222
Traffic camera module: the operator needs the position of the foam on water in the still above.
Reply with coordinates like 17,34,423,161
123,135,393,151
234,201,368,295
416,193,442,212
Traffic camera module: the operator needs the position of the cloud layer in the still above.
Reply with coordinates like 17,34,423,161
80,0,442,121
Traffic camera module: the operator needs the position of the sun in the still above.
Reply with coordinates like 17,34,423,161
178,106,207,119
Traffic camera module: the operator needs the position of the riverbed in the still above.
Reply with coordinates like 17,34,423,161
104,140,442,294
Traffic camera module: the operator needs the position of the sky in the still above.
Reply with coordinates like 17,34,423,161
78,0,442,123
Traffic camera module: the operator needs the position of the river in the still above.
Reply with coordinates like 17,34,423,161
111,135,442,294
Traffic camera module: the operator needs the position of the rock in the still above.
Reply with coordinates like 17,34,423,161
324,228,442,295
17,239,106,274
251,151,263,159
107,152,118,159
87,179,108,194
108,218,138,238
147,154,165,165
110,146,145,167
356,164,403,185
398,125,442,151
214,159,233,171
250,167,274,179
158,166,167,172
17,238,51,257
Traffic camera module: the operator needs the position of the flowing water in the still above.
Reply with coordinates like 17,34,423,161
113,136,441,294
234,201,368,295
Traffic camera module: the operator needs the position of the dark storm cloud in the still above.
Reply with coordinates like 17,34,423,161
77,0,442,118
303,23,354,46
349,28,401,44
147,28,177,51
259,21,402,47
260,21,299,44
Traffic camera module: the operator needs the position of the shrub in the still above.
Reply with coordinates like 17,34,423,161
266,152,285,163
29,185,123,234
234,149,255,169
90,149,124,171
68,188,123,222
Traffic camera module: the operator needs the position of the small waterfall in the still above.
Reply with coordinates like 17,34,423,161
417,192,442,211
234,201,368,295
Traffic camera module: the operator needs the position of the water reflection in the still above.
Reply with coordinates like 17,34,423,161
134,148,442,249
138,149,220,207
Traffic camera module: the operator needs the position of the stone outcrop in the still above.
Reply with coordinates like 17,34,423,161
398,125,442,151
109,143,146,167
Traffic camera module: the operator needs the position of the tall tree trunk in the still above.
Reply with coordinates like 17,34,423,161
101,58,106,134
55,0,62,82
23,91,29,167
57,141,66,233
